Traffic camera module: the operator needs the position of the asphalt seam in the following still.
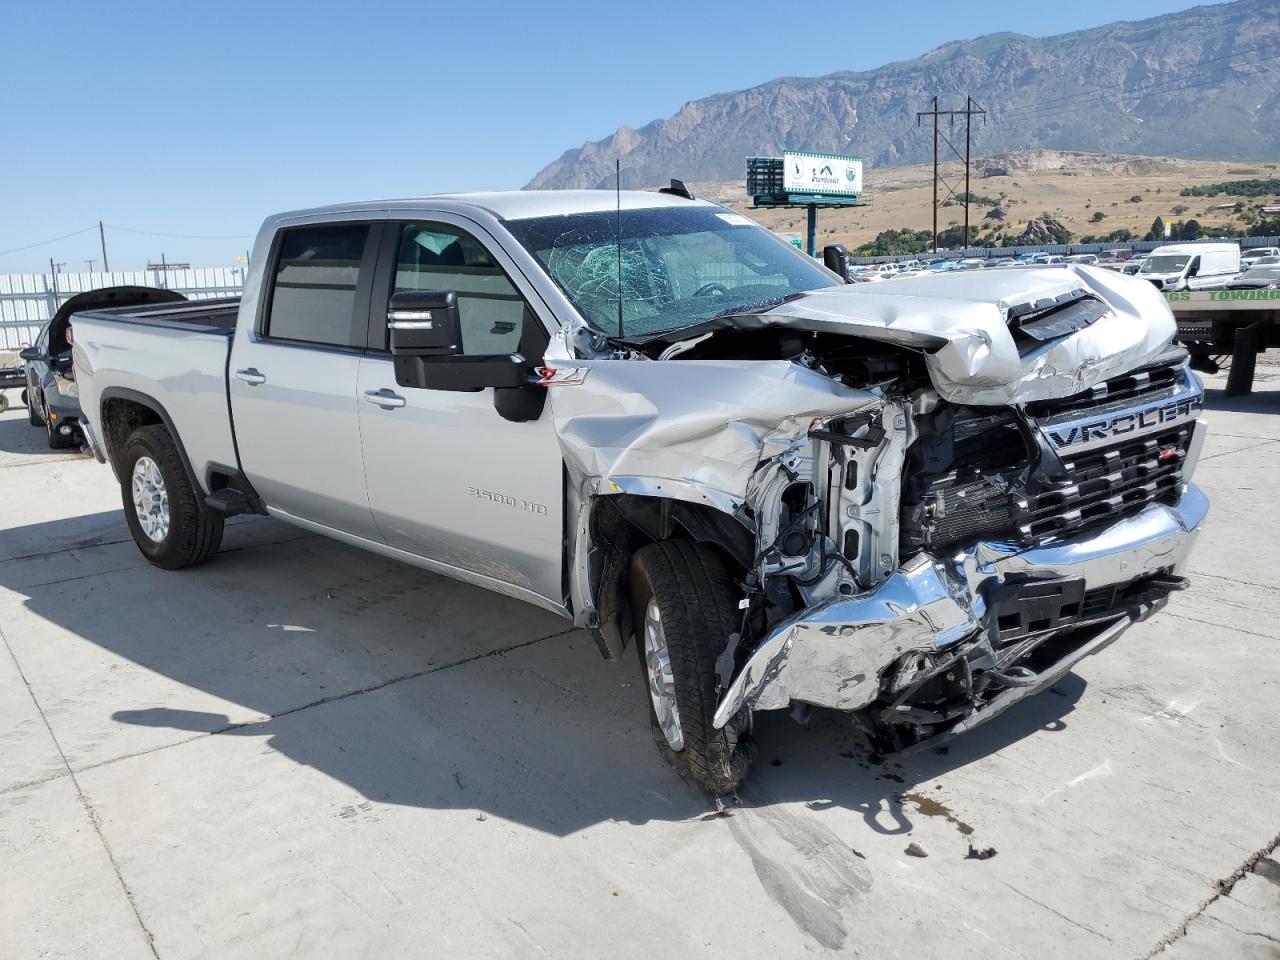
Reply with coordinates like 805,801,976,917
1144,829,1280,957
0,620,162,959
3,623,580,790
997,880,1115,944
1199,438,1280,462
1164,611,1280,642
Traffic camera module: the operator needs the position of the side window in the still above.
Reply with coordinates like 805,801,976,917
391,222,527,355
266,223,371,347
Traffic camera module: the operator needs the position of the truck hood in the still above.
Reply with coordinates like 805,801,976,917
717,265,1176,405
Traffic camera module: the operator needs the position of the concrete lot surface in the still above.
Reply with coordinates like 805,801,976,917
2,370,1278,960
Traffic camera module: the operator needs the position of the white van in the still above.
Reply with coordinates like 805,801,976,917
1138,242,1241,291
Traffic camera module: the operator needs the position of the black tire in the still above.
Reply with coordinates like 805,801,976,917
26,389,40,425
630,540,755,795
0,393,8,414
119,424,223,569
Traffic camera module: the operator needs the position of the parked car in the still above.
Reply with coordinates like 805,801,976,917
1226,265,1280,290
1064,254,1099,265
70,191,1208,793
1138,243,1241,291
1241,247,1280,267
20,287,184,448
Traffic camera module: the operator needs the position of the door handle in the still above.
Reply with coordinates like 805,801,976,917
235,368,266,386
364,389,406,409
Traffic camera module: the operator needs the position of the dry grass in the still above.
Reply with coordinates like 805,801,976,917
685,152,1280,250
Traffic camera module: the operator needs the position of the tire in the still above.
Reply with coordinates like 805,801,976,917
119,424,223,569
0,393,8,414
630,540,755,795
26,389,41,425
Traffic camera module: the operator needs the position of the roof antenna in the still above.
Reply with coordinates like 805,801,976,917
615,158,625,339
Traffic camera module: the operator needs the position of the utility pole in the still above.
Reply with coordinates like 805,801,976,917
85,259,97,273
916,97,987,252
99,221,109,272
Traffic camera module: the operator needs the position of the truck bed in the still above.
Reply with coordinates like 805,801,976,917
74,297,241,334
72,299,242,490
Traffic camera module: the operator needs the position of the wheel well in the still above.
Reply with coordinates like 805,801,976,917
587,493,752,661
101,397,164,472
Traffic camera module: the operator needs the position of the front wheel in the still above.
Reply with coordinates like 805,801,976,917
630,540,754,795
119,425,223,569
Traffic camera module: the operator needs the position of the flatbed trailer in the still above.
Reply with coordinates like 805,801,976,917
1168,289,1280,396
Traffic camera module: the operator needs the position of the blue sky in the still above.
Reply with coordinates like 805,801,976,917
1,0,1209,272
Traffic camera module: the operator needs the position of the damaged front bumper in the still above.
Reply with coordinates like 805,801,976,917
713,482,1210,737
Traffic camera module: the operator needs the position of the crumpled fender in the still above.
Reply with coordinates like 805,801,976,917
548,358,882,510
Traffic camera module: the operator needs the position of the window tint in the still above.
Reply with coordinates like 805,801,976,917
392,223,525,355
267,224,370,347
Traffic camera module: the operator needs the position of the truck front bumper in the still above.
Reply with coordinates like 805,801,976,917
713,482,1209,731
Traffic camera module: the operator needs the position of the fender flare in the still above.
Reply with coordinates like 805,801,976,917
99,387,204,496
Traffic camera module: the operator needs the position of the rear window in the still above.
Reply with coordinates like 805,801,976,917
266,224,371,347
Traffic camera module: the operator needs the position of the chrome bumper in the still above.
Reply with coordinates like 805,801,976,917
78,417,108,464
713,483,1209,728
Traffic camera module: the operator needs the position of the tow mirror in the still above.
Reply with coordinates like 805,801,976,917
388,289,533,392
823,244,851,282
18,346,46,363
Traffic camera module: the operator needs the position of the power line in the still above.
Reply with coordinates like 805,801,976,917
0,225,97,256
105,224,253,240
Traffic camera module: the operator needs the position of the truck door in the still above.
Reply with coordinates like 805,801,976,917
229,220,385,541
356,218,564,607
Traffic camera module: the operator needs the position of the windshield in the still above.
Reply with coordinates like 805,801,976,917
1140,255,1192,274
1242,266,1280,280
503,205,838,338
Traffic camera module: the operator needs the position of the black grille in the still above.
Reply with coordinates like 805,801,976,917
909,424,1191,550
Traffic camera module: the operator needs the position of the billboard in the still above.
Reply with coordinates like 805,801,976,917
783,151,863,197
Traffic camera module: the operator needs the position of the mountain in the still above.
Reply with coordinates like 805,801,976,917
526,0,1280,190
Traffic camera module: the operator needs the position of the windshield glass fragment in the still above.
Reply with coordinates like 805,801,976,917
504,206,838,338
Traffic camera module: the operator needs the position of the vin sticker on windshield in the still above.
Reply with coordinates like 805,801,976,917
716,213,753,226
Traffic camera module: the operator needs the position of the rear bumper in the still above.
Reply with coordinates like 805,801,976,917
713,482,1209,729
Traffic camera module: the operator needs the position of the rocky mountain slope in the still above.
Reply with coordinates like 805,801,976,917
528,0,1279,190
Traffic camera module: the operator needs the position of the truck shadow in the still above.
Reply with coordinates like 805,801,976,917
2,510,1084,839
0,407,87,459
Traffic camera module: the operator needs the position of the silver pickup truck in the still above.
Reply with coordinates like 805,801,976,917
72,190,1208,794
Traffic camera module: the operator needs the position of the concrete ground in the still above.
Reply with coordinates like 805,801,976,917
1,371,1278,960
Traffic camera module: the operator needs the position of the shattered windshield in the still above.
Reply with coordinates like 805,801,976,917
503,205,838,338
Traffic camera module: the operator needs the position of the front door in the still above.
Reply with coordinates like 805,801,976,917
229,220,384,541
356,217,564,605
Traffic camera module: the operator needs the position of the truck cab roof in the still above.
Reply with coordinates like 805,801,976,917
270,189,714,225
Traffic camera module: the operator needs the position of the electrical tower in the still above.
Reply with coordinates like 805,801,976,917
916,96,987,252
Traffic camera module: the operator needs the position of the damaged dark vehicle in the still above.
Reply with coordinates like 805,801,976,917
72,191,1207,795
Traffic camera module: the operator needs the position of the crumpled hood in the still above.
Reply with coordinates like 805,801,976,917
755,265,1176,405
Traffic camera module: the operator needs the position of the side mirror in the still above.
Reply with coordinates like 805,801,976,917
388,289,533,392
823,244,851,283
18,346,46,363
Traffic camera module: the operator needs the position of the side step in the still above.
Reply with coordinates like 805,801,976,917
205,487,254,516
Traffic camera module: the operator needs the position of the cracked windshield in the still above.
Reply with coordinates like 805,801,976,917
505,205,838,338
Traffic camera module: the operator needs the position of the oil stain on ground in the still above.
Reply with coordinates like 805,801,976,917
902,791,974,836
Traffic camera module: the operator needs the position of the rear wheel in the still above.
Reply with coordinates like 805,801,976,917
630,540,754,795
119,425,223,569
27,389,42,426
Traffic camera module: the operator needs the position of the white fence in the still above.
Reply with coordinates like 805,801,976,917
0,267,246,349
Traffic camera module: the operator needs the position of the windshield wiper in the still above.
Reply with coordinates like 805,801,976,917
709,290,809,321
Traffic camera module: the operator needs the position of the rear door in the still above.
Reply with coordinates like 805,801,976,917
356,216,564,605
229,219,385,541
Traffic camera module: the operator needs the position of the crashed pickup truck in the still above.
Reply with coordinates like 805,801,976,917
71,189,1207,794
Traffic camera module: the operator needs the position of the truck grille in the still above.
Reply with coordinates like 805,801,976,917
904,351,1197,552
